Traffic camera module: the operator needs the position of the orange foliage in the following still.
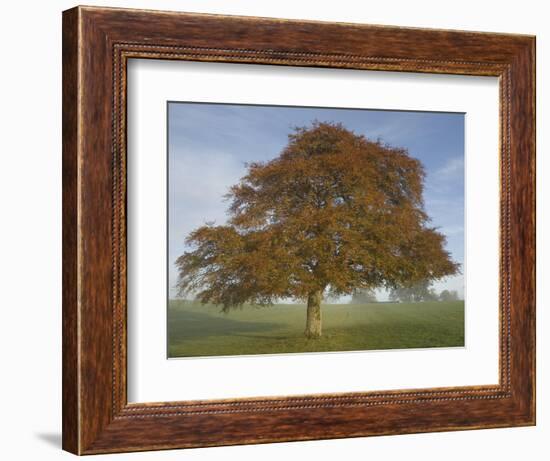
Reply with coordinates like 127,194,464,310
176,122,459,310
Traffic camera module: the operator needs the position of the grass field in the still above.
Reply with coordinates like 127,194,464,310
167,300,464,358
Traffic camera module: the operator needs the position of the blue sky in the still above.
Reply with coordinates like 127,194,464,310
168,102,465,301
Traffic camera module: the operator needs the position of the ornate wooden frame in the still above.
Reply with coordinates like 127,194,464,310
62,5,535,455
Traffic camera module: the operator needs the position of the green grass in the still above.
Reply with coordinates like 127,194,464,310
167,300,465,358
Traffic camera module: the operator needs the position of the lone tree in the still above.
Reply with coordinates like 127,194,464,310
176,122,459,338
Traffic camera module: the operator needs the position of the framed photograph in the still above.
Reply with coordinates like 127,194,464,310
62,6,535,455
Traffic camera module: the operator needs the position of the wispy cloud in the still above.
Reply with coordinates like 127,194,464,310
436,156,464,178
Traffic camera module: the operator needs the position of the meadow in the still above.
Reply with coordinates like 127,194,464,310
167,299,465,358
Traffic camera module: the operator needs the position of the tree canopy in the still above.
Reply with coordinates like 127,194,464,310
176,122,459,335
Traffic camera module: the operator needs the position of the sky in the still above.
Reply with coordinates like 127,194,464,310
168,102,465,302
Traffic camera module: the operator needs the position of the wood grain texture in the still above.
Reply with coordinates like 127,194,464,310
61,7,79,454
62,5,536,455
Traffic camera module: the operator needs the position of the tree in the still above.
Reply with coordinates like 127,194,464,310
350,289,378,304
439,289,459,302
389,280,439,303
176,122,459,338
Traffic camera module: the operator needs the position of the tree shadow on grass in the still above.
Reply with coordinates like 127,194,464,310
168,309,280,343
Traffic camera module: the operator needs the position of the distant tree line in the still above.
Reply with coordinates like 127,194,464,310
350,283,461,304
349,289,378,304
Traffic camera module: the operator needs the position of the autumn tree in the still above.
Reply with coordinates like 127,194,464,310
176,122,459,338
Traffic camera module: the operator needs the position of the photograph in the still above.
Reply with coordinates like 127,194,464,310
167,102,465,358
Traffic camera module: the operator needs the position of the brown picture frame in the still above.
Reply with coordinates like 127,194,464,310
62,5,536,455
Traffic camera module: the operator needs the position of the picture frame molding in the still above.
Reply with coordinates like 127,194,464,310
62,5,535,454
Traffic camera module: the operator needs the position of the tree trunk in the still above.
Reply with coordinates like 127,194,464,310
305,289,323,339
